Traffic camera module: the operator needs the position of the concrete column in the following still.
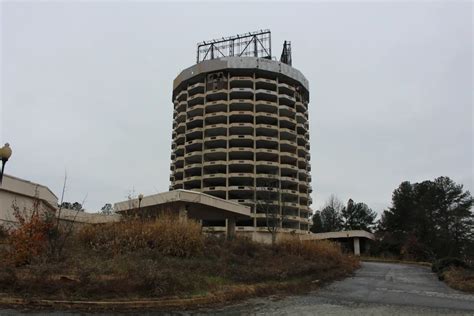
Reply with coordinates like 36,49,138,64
353,237,360,256
227,217,236,240
178,204,188,222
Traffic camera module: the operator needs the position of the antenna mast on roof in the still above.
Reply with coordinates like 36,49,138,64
280,41,292,66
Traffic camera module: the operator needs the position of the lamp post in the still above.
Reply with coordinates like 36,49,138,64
0,143,12,185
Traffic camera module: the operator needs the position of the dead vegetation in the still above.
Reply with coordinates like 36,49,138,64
441,267,474,293
0,214,359,302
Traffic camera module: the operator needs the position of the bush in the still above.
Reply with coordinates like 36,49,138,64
78,215,204,257
432,257,469,274
442,267,474,292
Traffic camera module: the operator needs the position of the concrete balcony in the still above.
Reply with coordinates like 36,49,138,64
229,111,254,124
255,112,278,125
228,159,254,167
228,186,254,194
183,175,201,184
279,94,296,107
176,90,188,102
174,156,184,168
280,140,297,152
206,89,228,102
280,116,297,129
174,144,185,156
203,148,227,161
279,105,296,118
186,116,204,129
229,122,253,135
278,82,295,94
204,111,227,125
188,93,205,107
280,152,298,164
184,151,202,164
229,135,253,148
187,104,204,118
204,135,227,148
255,148,279,161
229,99,253,112
280,163,298,172
230,199,255,206
187,82,205,95
255,124,278,137
185,139,203,152
174,111,186,123
175,100,187,113
255,101,278,114
205,100,228,113
297,147,309,159
255,136,278,149
295,112,306,124
174,122,186,134
203,160,227,170
202,173,227,180
185,126,203,137
295,101,306,113
204,124,227,137
296,123,307,135
255,89,278,102
255,78,277,90
184,163,201,174
229,87,254,100
229,76,254,85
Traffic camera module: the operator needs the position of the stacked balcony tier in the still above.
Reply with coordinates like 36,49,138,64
170,59,311,232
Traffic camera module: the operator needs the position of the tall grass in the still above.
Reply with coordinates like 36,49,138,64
78,214,204,257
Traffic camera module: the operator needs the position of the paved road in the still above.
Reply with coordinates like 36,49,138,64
194,261,474,315
1,262,474,315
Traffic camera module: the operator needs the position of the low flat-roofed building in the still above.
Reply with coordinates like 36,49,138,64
0,174,58,226
301,230,375,255
114,189,251,238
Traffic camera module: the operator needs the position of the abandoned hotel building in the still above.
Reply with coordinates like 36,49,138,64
169,30,312,234
0,31,375,251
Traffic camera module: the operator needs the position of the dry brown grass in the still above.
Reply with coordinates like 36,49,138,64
442,267,474,293
78,215,204,257
0,216,359,301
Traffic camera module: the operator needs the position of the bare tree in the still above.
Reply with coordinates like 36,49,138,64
255,175,286,246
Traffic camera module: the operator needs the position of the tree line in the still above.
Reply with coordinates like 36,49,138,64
311,176,473,260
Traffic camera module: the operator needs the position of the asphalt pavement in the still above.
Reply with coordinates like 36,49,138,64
1,261,474,315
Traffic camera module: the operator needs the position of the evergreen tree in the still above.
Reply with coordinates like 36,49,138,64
379,177,473,259
320,205,343,232
341,199,377,232
310,211,324,233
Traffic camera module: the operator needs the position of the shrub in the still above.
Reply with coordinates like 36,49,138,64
432,257,469,274
8,200,54,265
442,267,474,293
78,214,204,257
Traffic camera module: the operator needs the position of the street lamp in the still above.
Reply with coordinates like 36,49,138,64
0,143,12,185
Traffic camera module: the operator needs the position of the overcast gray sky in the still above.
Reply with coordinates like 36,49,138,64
1,1,472,214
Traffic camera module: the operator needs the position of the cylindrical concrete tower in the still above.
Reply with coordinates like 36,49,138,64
170,53,311,232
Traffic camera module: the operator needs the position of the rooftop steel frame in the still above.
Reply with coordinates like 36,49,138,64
197,30,272,63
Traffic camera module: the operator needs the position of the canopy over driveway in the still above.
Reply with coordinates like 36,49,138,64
302,230,375,255
114,190,251,237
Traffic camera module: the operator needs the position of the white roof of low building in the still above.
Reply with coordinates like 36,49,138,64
114,189,251,219
302,230,375,241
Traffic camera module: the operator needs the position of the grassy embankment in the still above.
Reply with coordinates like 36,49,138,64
0,215,359,310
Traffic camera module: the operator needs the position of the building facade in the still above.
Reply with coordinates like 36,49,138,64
169,54,312,233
